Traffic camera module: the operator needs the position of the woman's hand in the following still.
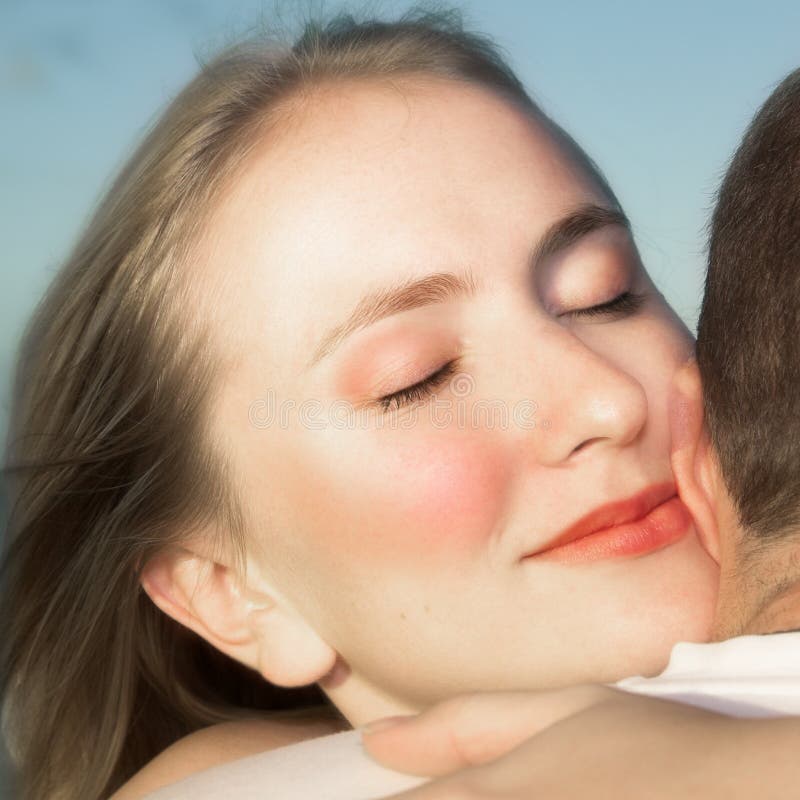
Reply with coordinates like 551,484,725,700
361,687,800,798
361,685,614,776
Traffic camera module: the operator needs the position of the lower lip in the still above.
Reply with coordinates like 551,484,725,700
526,495,692,565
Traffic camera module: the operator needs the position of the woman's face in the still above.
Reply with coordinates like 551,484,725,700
206,78,718,713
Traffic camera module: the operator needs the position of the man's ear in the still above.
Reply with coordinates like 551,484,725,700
668,357,722,564
140,545,338,687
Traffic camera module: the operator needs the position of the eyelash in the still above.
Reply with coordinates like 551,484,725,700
377,290,646,412
378,359,460,413
566,289,647,320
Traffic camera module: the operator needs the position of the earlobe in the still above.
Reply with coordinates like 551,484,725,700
140,546,339,688
246,604,339,687
668,358,722,564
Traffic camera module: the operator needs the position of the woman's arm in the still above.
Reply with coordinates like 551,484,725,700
110,714,350,800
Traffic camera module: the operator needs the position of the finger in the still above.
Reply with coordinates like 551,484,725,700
361,686,608,777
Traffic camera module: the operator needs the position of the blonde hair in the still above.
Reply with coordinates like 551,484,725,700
0,7,611,799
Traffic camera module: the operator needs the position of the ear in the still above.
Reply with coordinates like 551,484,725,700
140,546,338,688
668,357,721,564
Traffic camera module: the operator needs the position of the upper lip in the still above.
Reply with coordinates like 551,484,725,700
523,481,677,558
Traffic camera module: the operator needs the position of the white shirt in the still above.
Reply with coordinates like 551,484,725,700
144,632,800,799
614,631,800,717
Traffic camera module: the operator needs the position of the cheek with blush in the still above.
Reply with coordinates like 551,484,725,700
332,429,513,570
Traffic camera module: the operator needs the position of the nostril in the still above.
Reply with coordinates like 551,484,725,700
570,437,605,456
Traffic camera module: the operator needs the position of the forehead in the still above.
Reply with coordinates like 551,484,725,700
205,78,606,384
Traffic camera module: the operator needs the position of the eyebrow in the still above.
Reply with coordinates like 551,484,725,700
306,202,630,369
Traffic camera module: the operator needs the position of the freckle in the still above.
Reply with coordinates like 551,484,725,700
424,605,430,614
400,612,407,620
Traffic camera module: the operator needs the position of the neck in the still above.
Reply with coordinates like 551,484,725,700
317,656,423,728
711,512,800,638
743,579,800,635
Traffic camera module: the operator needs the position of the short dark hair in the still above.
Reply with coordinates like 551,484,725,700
697,67,800,541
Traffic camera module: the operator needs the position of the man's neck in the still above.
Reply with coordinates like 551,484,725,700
741,579,800,636
712,521,800,639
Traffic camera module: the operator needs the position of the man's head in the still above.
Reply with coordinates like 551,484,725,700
671,67,800,638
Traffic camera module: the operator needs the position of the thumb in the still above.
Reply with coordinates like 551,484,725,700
360,686,608,777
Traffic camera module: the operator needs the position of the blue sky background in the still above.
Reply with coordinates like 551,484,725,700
2,0,800,438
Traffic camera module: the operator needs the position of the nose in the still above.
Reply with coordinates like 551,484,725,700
520,327,648,467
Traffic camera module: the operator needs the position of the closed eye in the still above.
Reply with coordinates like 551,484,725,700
375,291,645,413
566,290,647,320
377,359,460,413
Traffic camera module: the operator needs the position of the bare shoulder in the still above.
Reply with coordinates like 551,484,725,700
110,711,350,800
